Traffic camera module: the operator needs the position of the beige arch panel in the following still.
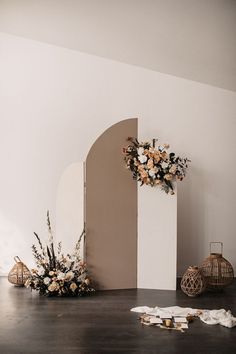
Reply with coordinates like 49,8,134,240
85,118,137,290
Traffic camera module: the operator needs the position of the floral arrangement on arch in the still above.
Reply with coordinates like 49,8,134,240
25,212,94,297
123,137,190,194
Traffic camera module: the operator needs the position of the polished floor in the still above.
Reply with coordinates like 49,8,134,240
0,277,236,354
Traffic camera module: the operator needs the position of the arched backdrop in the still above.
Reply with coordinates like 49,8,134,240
85,118,138,290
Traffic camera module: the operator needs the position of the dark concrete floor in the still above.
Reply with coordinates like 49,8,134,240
0,277,236,354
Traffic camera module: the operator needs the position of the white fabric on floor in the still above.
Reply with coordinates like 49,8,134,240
199,309,236,328
131,306,236,328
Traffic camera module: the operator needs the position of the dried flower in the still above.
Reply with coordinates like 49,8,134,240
140,170,148,179
123,137,190,194
70,282,78,292
138,155,148,164
48,281,59,292
57,272,65,280
164,174,173,181
43,277,51,285
147,159,154,169
28,213,95,297
65,271,74,281
161,161,169,169
169,164,177,174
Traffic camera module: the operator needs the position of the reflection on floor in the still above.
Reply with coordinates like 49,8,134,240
0,277,235,354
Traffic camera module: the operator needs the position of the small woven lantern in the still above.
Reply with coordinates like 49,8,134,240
200,242,234,290
181,266,206,297
8,256,31,286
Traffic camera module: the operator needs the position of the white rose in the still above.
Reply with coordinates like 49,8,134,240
57,272,65,280
148,169,156,177
48,281,59,292
43,277,51,285
138,155,147,163
161,162,169,169
37,267,45,276
138,147,144,155
65,271,74,281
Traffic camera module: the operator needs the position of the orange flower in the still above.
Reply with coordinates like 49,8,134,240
154,152,161,163
140,170,148,179
164,174,173,181
138,164,145,171
169,164,177,174
147,159,154,169
142,177,151,185
161,152,169,160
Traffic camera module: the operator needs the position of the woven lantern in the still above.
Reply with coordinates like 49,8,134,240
8,256,31,286
200,242,234,290
181,266,206,297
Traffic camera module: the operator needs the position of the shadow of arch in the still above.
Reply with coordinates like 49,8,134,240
85,118,138,289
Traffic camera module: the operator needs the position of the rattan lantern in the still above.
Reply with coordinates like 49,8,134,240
181,266,206,297
8,256,31,286
200,242,234,290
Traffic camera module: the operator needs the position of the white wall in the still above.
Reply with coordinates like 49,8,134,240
1,0,235,91
0,32,236,279
56,162,84,258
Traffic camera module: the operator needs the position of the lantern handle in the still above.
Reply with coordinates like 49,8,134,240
210,242,223,255
14,256,22,263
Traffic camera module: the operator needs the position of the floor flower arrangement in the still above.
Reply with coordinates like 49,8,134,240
25,212,94,297
123,137,190,194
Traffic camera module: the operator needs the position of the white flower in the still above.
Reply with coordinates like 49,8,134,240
57,272,65,280
138,155,147,163
48,281,59,292
149,169,156,177
138,147,144,155
65,271,74,281
43,277,51,285
65,260,72,269
161,161,169,169
37,267,45,276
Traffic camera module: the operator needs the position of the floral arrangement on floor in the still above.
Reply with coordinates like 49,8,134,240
123,137,190,194
25,212,94,297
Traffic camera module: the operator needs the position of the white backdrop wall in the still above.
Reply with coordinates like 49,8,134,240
138,186,177,290
0,32,236,279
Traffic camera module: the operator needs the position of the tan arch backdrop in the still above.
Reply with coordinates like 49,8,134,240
85,118,137,289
